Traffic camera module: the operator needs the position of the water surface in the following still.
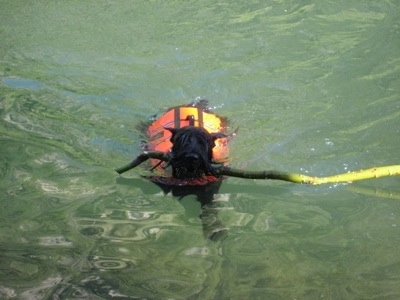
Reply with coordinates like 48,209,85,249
1,1,399,299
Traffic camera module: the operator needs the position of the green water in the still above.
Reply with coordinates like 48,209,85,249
1,1,399,299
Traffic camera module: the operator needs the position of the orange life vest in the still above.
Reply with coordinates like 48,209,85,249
147,106,229,167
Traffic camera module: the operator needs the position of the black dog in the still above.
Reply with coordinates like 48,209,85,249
117,99,234,183
165,126,227,179
116,100,233,241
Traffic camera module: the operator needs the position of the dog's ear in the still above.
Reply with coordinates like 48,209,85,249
164,127,178,142
210,132,228,141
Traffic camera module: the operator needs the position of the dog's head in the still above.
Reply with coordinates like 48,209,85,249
165,126,226,179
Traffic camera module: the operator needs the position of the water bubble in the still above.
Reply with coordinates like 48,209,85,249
324,138,334,146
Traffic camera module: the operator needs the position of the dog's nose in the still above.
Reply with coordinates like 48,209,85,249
185,153,199,162
183,154,200,172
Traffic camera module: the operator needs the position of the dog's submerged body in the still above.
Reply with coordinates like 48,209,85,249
143,100,231,184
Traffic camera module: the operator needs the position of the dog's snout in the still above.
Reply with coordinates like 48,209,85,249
185,153,200,162
183,154,201,173
167,126,218,179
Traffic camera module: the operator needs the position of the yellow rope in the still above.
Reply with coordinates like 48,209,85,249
288,165,400,185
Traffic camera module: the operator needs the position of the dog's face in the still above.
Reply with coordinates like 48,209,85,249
166,126,223,179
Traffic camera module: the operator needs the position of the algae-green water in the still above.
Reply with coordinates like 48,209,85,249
1,1,399,299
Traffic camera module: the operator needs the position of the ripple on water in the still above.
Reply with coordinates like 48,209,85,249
184,246,210,256
0,287,17,299
139,278,195,299
19,276,63,299
79,226,104,237
2,77,49,90
39,236,72,247
91,258,128,270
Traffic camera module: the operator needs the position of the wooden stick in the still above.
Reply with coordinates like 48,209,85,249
115,151,400,184
115,151,169,174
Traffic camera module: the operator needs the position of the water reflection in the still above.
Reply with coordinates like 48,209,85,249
117,177,229,242
115,177,295,242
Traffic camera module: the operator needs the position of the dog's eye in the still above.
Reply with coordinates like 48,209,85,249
195,139,206,146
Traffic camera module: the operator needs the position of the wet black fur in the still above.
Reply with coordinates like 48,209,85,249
166,126,226,179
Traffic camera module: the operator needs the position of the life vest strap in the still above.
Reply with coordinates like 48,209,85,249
171,107,204,128
187,115,195,126
197,107,204,128
174,107,180,128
